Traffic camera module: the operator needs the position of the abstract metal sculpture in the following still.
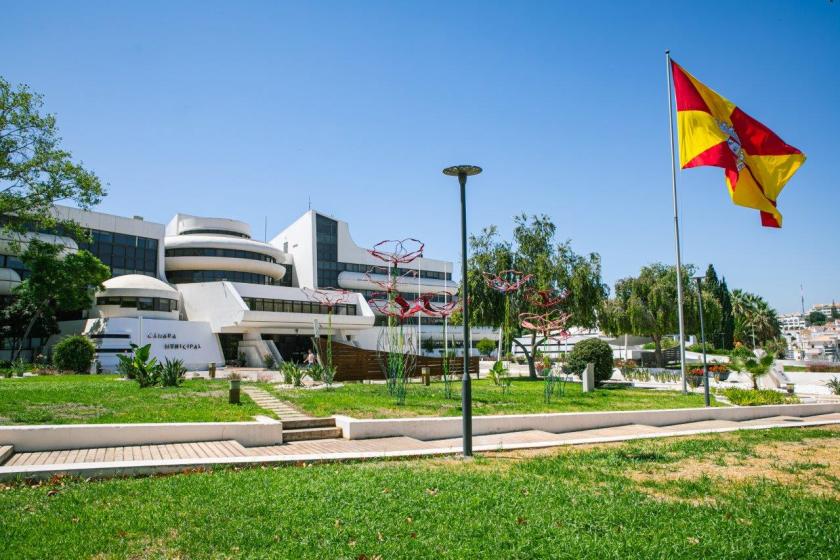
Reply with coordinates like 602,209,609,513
518,287,572,403
366,239,424,404
483,269,532,361
302,287,352,385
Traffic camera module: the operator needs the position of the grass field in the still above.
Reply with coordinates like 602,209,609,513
0,375,272,424
1,426,839,559
266,378,715,418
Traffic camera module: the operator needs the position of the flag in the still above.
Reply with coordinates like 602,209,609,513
671,60,805,227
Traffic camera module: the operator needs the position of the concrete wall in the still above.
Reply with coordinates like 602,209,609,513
334,402,840,441
0,418,283,452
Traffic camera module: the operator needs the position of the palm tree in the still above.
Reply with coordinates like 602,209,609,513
731,354,774,390
731,290,780,348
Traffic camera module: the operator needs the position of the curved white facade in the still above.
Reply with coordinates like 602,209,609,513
0,268,21,296
164,214,292,285
92,274,180,320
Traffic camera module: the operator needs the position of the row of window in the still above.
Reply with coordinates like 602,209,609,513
0,254,28,279
166,270,275,285
78,229,159,277
165,247,277,263
96,296,179,312
181,229,250,239
243,297,358,316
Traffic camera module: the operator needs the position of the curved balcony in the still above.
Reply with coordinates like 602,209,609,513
164,235,288,263
165,255,287,282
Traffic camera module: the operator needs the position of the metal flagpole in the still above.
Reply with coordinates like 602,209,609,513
417,257,422,354
666,49,688,394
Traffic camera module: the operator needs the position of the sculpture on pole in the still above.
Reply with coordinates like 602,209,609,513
518,287,571,403
366,238,424,404
302,287,352,386
483,269,532,362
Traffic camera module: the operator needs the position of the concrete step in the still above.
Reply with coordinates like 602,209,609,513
282,417,336,430
0,445,13,465
283,426,343,442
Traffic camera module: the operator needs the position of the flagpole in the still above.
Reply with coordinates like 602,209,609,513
666,49,688,394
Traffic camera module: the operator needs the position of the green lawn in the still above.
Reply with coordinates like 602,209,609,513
0,375,272,424
266,378,715,418
2,427,839,559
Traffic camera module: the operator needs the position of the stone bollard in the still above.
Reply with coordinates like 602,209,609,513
229,377,241,404
422,366,430,386
208,363,216,379
582,362,595,393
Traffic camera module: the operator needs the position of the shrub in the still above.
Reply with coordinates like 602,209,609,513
807,363,840,373
52,335,96,373
476,338,496,357
566,338,614,384
262,354,276,370
308,363,324,382
161,358,187,387
827,377,840,396
117,344,161,388
280,361,297,385
730,344,754,359
721,387,798,406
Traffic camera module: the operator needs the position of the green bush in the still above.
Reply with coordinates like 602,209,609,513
161,358,186,387
476,338,496,357
720,388,797,406
566,338,614,384
52,335,96,373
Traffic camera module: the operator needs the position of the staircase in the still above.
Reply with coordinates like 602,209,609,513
282,418,343,442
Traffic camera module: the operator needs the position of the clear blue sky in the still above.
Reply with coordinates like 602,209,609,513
3,1,838,313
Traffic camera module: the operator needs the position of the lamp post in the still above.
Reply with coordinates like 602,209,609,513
443,164,482,458
693,276,711,407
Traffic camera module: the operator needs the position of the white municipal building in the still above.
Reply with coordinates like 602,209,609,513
1,205,493,370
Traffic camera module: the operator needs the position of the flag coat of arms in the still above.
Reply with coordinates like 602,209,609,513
671,60,805,227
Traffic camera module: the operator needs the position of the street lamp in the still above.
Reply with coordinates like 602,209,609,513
693,276,711,407
443,164,482,457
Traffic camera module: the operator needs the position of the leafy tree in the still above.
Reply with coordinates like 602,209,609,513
808,311,827,326
475,338,496,357
467,215,607,379
600,263,720,367
764,337,788,359
1,239,109,360
1,76,104,240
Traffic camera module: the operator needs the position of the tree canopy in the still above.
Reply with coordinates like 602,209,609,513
808,311,827,326
467,214,607,378
731,289,781,346
599,263,720,367
1,76,104,240
1,239,109,359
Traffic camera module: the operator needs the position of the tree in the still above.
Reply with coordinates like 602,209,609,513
467,215,607,379
600,263,720,367
475,338,496,357
1,239,109,360
703,265,735,349
808,311,827,326
732,290,781,346
832,302,838,320
1,76,104,240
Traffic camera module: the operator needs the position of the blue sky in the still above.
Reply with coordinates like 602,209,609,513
3,1,838,313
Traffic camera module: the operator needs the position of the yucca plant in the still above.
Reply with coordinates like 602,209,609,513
280,361,297,385
161,357,186,387
308,363,324,382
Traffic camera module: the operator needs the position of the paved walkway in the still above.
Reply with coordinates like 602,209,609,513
241,386,312,422
3,412,840,480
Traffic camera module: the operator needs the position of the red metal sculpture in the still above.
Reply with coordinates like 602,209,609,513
368,238,424,265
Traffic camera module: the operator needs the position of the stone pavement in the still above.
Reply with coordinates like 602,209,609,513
241,386,312,422
2,412,840,480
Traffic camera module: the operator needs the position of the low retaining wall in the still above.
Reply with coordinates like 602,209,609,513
334,402,840,441
0,418,283,452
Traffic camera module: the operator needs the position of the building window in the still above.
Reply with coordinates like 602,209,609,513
97,296,178,312
165,270,274,285
165,247,276,263
77,229,159,278
243,297,357,316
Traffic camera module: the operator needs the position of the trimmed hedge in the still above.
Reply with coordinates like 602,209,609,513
52,335,96,373
566,338,614,384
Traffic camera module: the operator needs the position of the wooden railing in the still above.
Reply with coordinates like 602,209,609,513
316,339,479,382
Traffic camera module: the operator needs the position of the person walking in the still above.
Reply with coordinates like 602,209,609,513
305,349,316,369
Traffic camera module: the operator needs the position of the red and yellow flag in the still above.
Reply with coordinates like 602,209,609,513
671,60,805,227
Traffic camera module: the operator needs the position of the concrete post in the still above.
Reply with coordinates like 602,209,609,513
583,362,595,393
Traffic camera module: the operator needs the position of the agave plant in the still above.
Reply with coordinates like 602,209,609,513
161,358,186,387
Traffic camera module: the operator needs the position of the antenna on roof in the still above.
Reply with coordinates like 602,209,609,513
308,196,311,211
